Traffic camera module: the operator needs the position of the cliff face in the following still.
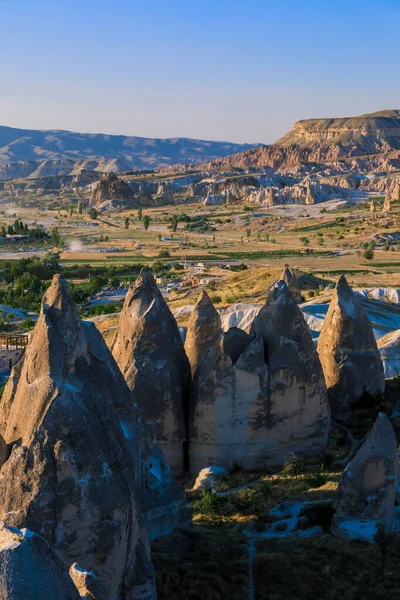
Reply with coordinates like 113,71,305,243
90,172,136,208
204,110,400,170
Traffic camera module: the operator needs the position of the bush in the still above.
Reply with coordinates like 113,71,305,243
158,249,171,259
363,249,374,260
210,295,222,304
229,488,257,511
192,490,227,515
282,453,304,479
230,263,248,272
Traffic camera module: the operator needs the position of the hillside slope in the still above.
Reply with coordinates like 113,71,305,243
0,125,258,172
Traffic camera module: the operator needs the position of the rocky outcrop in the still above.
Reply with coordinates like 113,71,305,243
370,198,376,213
69,563,106,600
333,413,398,539
111,268,191,474
192,466,229,491
184,290,222,376
265,187,276,207
203,192,225,205
0,523,80,600
0,434,8,468
305,181,315,205
189,331,270,472
281,266,302,303
203,110,400,171
90,172,136,208
0,275,159,599
317,275,385,424
383,188,391,212
250,281,330,463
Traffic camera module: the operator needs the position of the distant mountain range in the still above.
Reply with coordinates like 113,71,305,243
202,110,400,170
0,125,259,174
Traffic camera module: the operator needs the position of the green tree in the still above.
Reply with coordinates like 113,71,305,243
170,215,179,232
44,251,61,272
143,215,150,230
138,207,143,221
50,227,63,247
124,217,130,230
78,201,83,214
88,208,98,220
246,228,251,238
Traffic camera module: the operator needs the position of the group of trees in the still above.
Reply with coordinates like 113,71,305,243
0,219,47,241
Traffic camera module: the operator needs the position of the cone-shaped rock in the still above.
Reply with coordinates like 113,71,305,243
383,189,391,213
250,281,330,462
0,275,162,599
189,330,271,472
265,187,276,207
317,275,385,424
111,267,190,473
370,199,376,213
0,523,80,600
333,413,398,538
184,289,222,376
281,266,302,303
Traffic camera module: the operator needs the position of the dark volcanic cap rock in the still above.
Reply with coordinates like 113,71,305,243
317,274,385,422
111,267,191,474
184,289,222,376
0,522,80,600
334,413,398,525
0,274,157,599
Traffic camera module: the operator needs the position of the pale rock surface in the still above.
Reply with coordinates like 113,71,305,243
317,275,385,423
250,281,330,464
333,413,398,537
0,523,80,600
203,192,225,205
69,563,106,600
192,466,229,491
0,275,157,599
383,188,392,212
305,181,315,205
281,266,302,303
111,268,190,473
184,290,222,376
189,331,271,472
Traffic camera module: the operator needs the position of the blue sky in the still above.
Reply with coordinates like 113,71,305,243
0,0,399,143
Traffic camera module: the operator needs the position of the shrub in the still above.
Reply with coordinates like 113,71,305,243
210,295,222,304
192,490,227,515
363,248,374,260
282,453,304,479
158,249,171,259
230,488,257,511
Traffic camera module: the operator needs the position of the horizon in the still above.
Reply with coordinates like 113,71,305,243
1,0,400,144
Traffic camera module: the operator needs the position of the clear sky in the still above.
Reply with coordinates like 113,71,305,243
0,0,399,144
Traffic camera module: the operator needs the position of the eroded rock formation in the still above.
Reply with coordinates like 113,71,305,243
0,523,80,600
250,281,330,463
189,331,271,472
90,172,136,209
111,268,191,473
0,275,164,598
184,290,222,376
317,275,385,424
281,266,302,303
333,413,398,539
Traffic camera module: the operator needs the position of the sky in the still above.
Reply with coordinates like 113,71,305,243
0,0,399,144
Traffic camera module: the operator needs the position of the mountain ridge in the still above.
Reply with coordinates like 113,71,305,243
0,124,259,171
